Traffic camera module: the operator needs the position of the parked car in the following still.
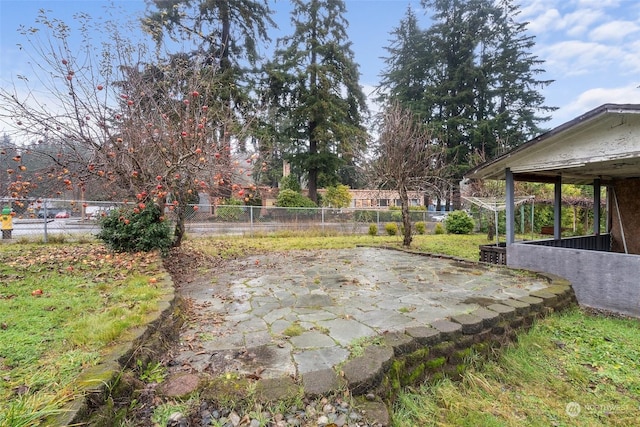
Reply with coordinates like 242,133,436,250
55,211,70,219
431,212,448,222
85,206,114,220
37,209,60,219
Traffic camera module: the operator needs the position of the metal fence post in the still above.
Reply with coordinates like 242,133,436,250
250,205,254,236
322,207,325,231
43,205,49,243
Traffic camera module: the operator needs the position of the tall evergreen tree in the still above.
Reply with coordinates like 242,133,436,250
143,0,276,142
485,0,556,157
377,7,429,116
420,0,554,161
143,0,274,69
378,0,554,208
421,0,494,177
262,0,368,203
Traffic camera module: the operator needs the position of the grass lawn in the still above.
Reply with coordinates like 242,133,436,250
0,243,167,427
1,231,638,426
184,230,493,261
392,308,640,426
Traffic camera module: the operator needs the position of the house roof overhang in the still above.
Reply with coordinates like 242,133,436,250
465,104,640,185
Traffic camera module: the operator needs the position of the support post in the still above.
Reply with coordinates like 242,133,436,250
593,178,601,235
554,176,562,240
505,168,515,245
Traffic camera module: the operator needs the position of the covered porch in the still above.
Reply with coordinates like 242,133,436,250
466,104,640,317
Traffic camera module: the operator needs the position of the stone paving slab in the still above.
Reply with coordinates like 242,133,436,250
168,247,549,389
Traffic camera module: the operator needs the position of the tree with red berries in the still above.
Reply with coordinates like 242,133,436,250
0,11,256,247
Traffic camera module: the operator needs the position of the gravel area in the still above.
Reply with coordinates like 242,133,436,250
166,394,387,426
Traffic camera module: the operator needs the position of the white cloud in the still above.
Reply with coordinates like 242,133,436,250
574,0,621,8
620,39,640,74
562,9,604,37
589,20,640,42
519,0,559,20
540,40,621,76
523,8,563,34
557,84,640,123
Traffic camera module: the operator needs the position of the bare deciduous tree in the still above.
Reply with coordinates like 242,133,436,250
370,102,447,247
0,11,257,247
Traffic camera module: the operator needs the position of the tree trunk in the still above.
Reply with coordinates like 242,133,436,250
452,182,462,210
307,13,318,204
400,185,412,247
171,194,186,247
308,168,318,203
308,125,318,203
173,209,185,248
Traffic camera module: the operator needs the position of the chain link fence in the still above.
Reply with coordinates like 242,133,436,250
3,199,449,241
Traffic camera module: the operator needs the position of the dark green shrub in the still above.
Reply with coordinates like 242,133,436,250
444,210,475,234
368,223,378,236
276,189,317,208
385,222,398,236
415,221,426,235
280,175,301,193
97,203,172,255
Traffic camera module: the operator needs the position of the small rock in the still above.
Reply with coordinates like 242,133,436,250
365,393,376,401
322,403,334,413
159,373,200,398
334,413,348,426
229,411,241,426
305,405,317,417
201,409,212,425
317,415,329,425
166,412,187,427
553,340,566,349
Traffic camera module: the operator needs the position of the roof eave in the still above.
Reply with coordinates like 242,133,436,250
465,103,640,181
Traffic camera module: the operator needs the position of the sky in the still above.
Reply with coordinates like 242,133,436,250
1,0,640,135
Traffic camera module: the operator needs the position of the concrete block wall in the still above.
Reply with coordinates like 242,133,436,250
508,242,640,318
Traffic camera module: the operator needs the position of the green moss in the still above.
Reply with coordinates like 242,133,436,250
425,356,446,370
472,342,488,354
431,341,455,357
452,348,473,363
201,374,253,410
390,359,406,376
406,347,430,364
407,364,426,384
282,322,305,337
430,372,445,382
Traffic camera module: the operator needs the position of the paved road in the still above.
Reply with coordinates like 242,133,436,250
6,219,100,239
